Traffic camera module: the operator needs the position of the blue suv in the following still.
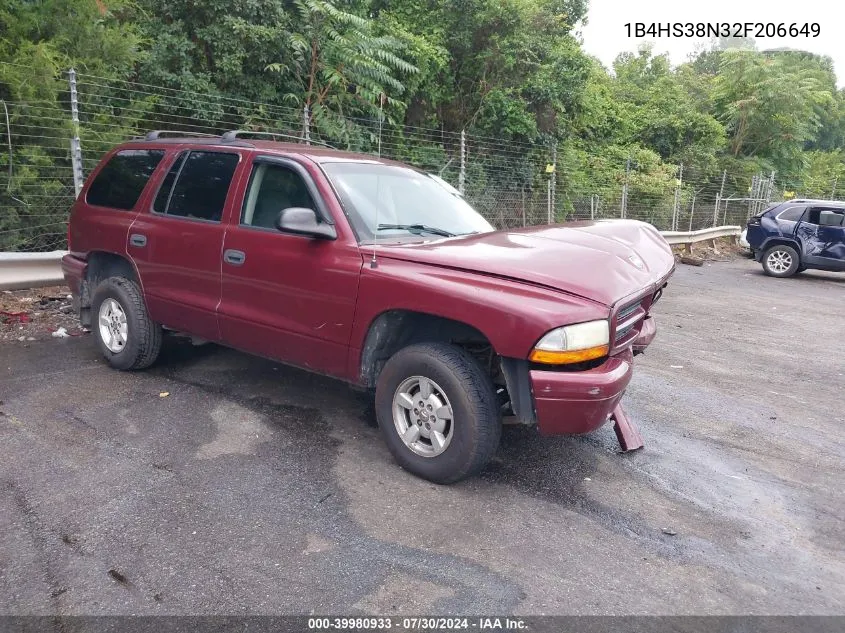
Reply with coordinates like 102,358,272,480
746,199,845,277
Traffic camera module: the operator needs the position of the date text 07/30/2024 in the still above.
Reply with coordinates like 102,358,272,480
307,617,528,630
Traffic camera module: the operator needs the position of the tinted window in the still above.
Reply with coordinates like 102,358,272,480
777,206,805,222
153,152,186,213
86,150,165,210
156,151,240,222
241,163,315,229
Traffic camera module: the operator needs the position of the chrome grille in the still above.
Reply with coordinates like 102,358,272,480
614,300,643,343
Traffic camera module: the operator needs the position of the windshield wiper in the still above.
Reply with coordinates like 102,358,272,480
377,223,455,237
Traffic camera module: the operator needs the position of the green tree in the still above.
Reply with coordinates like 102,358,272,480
713,49,835,175
267,0,418,139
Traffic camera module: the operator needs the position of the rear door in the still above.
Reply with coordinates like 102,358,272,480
128,148,245,340
70,148,166,257
217,155,362,378
796,207,845,271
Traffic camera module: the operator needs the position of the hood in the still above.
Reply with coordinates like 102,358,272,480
375,220,675,307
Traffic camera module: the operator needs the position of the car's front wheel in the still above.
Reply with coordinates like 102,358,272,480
91,276,162,370
762,245,800,278
374,342,501,484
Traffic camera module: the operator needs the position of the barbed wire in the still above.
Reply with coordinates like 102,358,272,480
1,65,842,252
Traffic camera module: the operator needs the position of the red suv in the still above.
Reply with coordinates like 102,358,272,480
62,131,675,483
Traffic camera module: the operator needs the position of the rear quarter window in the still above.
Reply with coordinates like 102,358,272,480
776,206,806,222
85,149,165,210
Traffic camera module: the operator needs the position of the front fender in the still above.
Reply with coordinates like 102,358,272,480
346,259,609,383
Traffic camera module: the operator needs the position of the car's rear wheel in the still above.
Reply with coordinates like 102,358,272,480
91,276,162,370
374,342,501,484
762,245,800,278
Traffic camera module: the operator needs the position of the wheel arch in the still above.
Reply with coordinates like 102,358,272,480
78,251,142,328
358,309,496,389
761,237,802,258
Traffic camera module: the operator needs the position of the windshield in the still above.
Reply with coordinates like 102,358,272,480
321,162,495,242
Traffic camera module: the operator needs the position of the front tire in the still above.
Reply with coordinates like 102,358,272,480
91,276,162,370
374,342,501,484
762,245,800,278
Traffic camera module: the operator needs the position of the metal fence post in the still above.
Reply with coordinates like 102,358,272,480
713,169,726,227
68,68,84,199
766,170,776,206
302,104,311,145
521,185,526,227
458,130,466,195
688,193,695,232
832,175,839,200
672,163,683,231
621,158,630,219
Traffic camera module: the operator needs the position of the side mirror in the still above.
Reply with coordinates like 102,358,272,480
819,210,844,227
275,207,337,239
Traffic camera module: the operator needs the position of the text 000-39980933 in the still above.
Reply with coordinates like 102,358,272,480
624,23,820,38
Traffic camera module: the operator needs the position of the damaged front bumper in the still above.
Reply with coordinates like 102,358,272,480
518,319,657,451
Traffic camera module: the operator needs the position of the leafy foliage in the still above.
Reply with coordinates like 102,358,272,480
0,0,843,249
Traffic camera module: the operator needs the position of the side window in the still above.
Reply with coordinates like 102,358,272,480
153,151,240,222
777,206,805,222
804,208,843,225
240,163,316,229
86,149,165,210
816,208,845,227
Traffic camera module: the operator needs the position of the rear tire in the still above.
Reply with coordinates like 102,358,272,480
762,245,800,278
91,276,162,370
374,342,501,484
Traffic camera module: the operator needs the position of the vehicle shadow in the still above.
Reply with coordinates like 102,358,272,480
747,268,845,284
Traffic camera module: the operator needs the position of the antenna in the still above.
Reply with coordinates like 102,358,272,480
371,93,387,269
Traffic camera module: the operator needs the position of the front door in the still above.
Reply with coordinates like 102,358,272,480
218,156,363,378
796,207,845,271
128,149,244,340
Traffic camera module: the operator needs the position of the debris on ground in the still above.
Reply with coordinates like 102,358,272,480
672,236,745,265
159,392,170,398
51,327,69,338
107,568,130,586
679,254,705,267
661,528,678,536
1,286,83,342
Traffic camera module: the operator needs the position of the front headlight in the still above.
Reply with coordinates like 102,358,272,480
529,320,610,365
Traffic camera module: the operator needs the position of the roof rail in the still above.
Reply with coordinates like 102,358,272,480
220,130,337,150
144,130,219,141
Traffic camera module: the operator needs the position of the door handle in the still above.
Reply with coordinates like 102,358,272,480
223,249,246,265
129,233,147,247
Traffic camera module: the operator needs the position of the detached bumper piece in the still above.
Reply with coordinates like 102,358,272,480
611,402,644,452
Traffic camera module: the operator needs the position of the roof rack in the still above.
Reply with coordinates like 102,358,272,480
144,130,219,141
220,130,337,149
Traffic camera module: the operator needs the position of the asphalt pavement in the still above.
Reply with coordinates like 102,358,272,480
1,257,843,615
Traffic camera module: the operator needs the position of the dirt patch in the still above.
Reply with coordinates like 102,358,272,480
673,236,748,264
0,285,85,342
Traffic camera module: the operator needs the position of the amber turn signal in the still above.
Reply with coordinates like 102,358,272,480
529,344,609,365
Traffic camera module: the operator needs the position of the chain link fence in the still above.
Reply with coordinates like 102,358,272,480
2,63,842,252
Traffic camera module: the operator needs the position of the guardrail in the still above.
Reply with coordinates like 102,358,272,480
0,225,744,291
0,251,67,291
660,225,742,246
